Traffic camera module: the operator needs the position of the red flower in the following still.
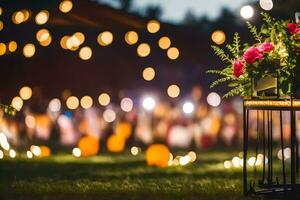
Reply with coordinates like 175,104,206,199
233,59,244,78
288,22,300,34
243,47,263,65
257,42,274,53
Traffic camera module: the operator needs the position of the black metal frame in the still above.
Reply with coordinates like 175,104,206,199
243,99,300,197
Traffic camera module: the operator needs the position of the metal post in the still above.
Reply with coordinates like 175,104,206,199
243,103,248,196
291,109,296,188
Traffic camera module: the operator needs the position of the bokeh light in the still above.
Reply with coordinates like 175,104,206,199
188,151,197,162
11,96,23,111
125,31,138,45
9,149,16,158
167,47,179,60
0,20,3,31
142,67,155,81
98,93,110,106
0,43,6,56
211,30,226,45
142,96,156,111
167,84,180,98
23,43,36,58
79,46,92,60
80,96,93,109
59,0,73,13
120,97,133,112
147,20,160,33
36,29,50,43
72,147,81,157
25,115,36,129
240,5,254,19
35,10,49,25
103,109,116,123
12,10,30,24
97,31,113,46
66,96,79,110
158,36,171,50
207,92,221,107
19,86,32,100
0,150,3,159
224,160,232,169
8,41,17,52
26,150,33,159
49,98,61,112
137,43,151,57
30,145,41,156
130,146,139,156
182,102,194,114
259,0,273,11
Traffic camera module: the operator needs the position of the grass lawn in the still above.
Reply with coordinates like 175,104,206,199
0,150,252,200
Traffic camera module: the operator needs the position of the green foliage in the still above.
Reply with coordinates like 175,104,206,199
0,104,16,116
211,45,233,64
246,22,262,43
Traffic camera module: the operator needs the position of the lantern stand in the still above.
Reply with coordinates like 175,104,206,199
243,98,300,197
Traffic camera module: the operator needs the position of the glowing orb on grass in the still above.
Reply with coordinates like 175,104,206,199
78,135,99,157
26,150,33,158
115,122,132,139
0,150,3,159
130,146,139,156
72,147,81,157
145,144,170,168
224,160,232,169
9,149,16,158
107,134,126,153
40,145,51,157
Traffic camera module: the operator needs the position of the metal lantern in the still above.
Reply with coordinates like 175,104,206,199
243,99,300,197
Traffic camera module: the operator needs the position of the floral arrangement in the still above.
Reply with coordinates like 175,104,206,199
207,13,300,98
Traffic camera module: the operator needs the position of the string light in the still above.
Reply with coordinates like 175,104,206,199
66,96,79,110
97,31,113,46
59,0,73,13
147,20,160,33
80,96,93,109
125,31,138,45
79,46,92,60
167,84,180,98
137,43,151,57
98,93,110,106
142,67,155,81
167,47,179,60
8,41,17,52
19,86,33,100
23,43,36,58
35,10,49,25
0,43,6,56
158,36,171,50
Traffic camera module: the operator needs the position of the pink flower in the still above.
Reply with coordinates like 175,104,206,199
243,47,263,65
233,59,244,78
257,42,274,53
288,22,300,34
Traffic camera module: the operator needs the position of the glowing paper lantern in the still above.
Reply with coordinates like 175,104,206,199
40,145,51,157
142,67,155,81
125,31,138,45
23,43,36,58
167,47,179,60
78,135,99,157
147,20,160,33
158,36,171,50
19,86,32,100
211,30,226,45
107,134,126,153
145,144,170,168
137,43,151,57
115,122,132,139
97,31,113,46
